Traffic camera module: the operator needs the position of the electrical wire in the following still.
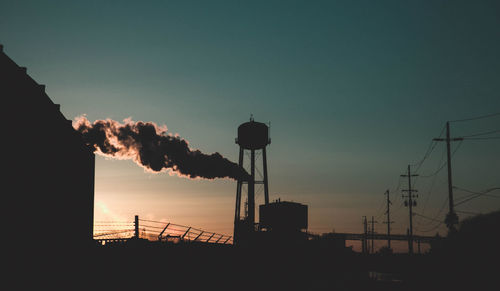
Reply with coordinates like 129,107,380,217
380,114,499,234
453,187,500,206
413,212,443,223
374,194,388,221
460,129,500,138
416,221,444,233
462,136,500,140
418,145,446,219
455,210,481,216
419,140,463,178
449,112,500,123
414,197,448,230
412,125,446,173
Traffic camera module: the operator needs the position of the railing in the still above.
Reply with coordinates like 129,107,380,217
93,217,233,245
93,221,135,240
139,218,233,245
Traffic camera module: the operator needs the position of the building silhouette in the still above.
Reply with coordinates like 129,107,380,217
1,45,95,254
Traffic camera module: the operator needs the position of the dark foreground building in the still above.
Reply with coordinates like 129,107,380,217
1,45,95,254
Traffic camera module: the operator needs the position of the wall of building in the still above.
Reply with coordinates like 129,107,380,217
2,45,95,252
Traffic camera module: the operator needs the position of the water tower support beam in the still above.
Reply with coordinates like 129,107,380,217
235,147,244,223
248,149,255,227
263,147,269,205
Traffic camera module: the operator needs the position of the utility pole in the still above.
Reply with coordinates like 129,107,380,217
362,216,368,254
433,121,462,233
134,215,139,239
383,190,394,249
401,165,418,254
370,216,378,254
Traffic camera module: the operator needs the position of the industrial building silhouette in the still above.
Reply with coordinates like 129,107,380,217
1,45,95,254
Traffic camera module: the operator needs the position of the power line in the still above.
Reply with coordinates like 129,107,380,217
455,188,500,200
416,221,444,233
461,129,500,138
383,114,499,235
419,140,463,178
374,195,388,220
453,187,500,206
414,198,448,233
415,197,448,228
455,186,500,194
382,116,499,235
391,180,407,223
455,210,481,216
418,144,447,220
377,177,405,226
412,125,446,173
414,212,442,223
416,182,442,229
449,112,500,123
463,136,500,140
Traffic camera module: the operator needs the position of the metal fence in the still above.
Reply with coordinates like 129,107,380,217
93,217,233,245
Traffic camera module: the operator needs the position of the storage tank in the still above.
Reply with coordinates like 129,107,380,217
259,200,308,231
236,118,270,150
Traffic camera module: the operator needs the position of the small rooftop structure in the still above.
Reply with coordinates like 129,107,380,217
259,199,308,231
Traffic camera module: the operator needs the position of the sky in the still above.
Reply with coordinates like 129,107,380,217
1,0,499,251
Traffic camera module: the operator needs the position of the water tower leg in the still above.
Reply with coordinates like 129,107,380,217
248,149,255,228
235,147,244,224
263,147,269,205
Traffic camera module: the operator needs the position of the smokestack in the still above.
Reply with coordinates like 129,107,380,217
73,116,249,181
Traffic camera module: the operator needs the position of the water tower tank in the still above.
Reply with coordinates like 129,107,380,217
236,119,270,150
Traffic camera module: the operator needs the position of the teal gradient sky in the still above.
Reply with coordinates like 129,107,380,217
2,1,499,249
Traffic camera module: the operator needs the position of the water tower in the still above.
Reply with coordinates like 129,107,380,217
234,116,270,244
